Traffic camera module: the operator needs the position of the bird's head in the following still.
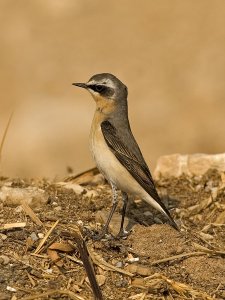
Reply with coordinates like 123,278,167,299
73,73,128,114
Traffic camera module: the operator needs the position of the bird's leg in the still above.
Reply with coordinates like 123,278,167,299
93,183,118,240
116,192,129,238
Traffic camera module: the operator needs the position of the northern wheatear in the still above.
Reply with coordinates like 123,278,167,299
73,73,178,238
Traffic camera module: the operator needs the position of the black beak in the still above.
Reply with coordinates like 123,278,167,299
72,82,88,89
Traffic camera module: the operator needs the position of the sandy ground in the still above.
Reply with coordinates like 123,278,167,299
0,168,225,299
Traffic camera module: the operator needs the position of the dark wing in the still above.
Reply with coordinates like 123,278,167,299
101,120,161,203
101,120,178,230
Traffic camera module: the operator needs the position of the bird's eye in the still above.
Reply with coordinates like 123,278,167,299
88,84,113,97
95,85,105,93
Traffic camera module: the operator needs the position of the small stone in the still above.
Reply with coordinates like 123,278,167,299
154,153,225,178
143,211,153,217
96,274,106,286
56,182,85,195
132,278,145,287
54,206,62,211
0,234,7,240
85,190,98,198
0,255,10,265
195,184,202,192
45,268,53,274
30,232,38,241
77,220,83,226
14,205,23,213
0,186,48,209
176,246,184,254
115,279,128,288
6,286,16,292
211,187,218,200
115,261,123,268
38,233,44,239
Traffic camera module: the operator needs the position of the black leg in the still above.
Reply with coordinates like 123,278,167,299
93,183,118,240
116,192,129,238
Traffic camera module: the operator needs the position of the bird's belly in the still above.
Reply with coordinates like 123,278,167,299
90,127,144,196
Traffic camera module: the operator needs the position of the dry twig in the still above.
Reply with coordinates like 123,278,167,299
34,220,59,254
21,200,43,226
68,225,104,300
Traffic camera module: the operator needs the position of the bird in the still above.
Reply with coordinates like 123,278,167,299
73,73,178,239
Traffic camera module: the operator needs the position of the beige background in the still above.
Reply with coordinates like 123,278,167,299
1,0,225,178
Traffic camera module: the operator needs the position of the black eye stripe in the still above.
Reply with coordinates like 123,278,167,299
88,84,106,93
88,84,114,98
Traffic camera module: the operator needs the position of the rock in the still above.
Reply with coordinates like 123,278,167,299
96,274,106,286
0,186,48,209
14,205,23,213
115,261,123,268
143,211,153,217
0,255,10,265
54,206,62,211
56,182,85,195
84,190,98,198
0,234,7,240
154,153,225,178
85,274,106,286
38,233,44,239
6,286,16,292
30,232,38,241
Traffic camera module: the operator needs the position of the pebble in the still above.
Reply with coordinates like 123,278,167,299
84,190,98,198
176,246,184,254
14,206,23,213
143,211,153,217
38,233,44,239
0,234,7,241
30,232,38,241
54,206,62,211
211,187,218,200
0,255,10,265
0,186,48,209
115,261,123,268
56,182,85,195
96,274,106,286
6,286,16,292
195,184,202,192
77,220,83,226
154,153,225,178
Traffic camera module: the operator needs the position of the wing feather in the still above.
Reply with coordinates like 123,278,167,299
101,120,160,203
101,120,178,230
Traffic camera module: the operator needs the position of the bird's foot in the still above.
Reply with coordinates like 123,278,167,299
91,230,113,241
115,228,129,240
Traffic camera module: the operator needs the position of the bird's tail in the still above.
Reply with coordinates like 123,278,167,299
161,203,179,231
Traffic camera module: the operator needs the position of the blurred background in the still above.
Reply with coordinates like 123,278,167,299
1,0,225,179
